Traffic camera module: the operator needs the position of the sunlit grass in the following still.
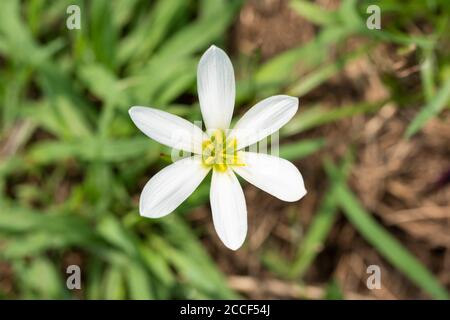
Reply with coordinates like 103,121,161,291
0,0,449,299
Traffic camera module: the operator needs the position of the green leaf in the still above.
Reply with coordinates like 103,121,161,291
15,258,65,299
78,63,128,105
129,57,197,104
103,266,126,300
90,0,118,70
157,216,238,299
290,0,339,26
405,75,450,138
324,279,344,300
282,101,385,136
420,50,436,103
289,156,352,278
255,43,322,90
289,192,338,278
0,207,103,258
118,0,187,66
287,46,370,97
157,1,241,59
125,262,154,300
279,138,326,161
97,215,140,258
86,259,103,300
27,137,158,164
140,245,175,287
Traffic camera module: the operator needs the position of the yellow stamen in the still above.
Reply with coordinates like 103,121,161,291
201,130,245,171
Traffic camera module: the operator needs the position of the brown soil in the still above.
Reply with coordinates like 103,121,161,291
190,0,450,299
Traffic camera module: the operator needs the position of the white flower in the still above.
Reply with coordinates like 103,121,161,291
129,45,306,250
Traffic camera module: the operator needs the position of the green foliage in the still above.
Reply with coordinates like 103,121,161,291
0,0,241,300
0,0,448,300
406,72,450,137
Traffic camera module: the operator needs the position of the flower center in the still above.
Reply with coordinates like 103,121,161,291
201,130,245,172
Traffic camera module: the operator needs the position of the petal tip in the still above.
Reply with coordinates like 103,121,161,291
138,207,150,218
280,95,299,108
128,106,136,114
288,95,299,108
298,188,307,201
215,224,247,251
128,106,142,119
139,195,159,218
288,96,299,117
139,206,167,219
209,44,218,51
203,44,227,59
223,239,245,251
138,202,153,218
286,188,307,202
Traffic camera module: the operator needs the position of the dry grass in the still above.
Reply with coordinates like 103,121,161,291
189,0,450,299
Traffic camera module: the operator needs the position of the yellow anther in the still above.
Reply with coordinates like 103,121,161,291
214,163,228,172
204,156,216,165
201,130,245,171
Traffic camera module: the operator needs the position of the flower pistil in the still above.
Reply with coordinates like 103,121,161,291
201,130,245,172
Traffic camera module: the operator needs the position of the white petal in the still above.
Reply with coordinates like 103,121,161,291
197,45,235,130
229,95,298,149
233,152,306,202
129,106,206,154
210,169,247,250
139,156,209,218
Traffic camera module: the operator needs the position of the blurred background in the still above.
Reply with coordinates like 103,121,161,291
0,0,449,299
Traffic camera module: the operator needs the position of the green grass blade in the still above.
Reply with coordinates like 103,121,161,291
27,137,158,164
157,1,241,59
125,262,155,299
405,75,450,138
289,156,352,278
289,192,338,278
15,258,65,299
420,50,436,103
325,160,449,299
279,138,326,161
282,101,385,136
103,266,126,299
118,0,187,66
289,0,339,26
287,46,370,97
